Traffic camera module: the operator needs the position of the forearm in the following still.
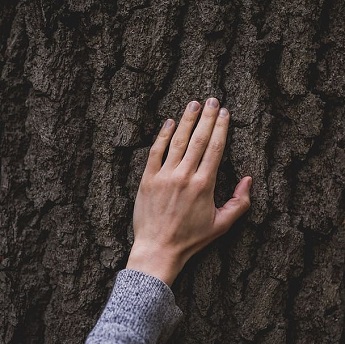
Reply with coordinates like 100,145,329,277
85,269,183,344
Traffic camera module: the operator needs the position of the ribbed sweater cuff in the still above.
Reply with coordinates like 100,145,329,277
90,269,183,343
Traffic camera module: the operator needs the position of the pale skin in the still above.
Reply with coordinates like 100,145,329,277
127,97,252,286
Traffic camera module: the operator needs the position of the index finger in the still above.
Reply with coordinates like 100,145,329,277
163,101,201,169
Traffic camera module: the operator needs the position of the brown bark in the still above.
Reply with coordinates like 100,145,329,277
1,0,344,343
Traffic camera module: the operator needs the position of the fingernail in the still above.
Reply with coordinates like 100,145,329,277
189,101,200,111
207,97,219,108
164,119,173,128
219,108,229,117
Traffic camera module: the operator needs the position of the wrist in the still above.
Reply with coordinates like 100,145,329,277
126,242,185,286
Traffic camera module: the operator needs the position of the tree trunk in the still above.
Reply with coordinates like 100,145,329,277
1,0,344,343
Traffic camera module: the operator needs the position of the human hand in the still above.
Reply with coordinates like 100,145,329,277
126,98,252,286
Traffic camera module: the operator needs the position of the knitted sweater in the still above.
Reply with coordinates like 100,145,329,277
85,269,183,343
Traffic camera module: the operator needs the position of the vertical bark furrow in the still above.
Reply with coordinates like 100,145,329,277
1,0,344,343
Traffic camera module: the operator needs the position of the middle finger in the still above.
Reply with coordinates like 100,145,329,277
178,97,219,172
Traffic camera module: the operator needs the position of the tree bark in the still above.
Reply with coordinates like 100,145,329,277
1,0,344,343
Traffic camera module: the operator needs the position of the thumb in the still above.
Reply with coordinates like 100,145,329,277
214,176,252,233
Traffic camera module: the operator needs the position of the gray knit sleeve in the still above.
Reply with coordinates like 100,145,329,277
85,269,183,344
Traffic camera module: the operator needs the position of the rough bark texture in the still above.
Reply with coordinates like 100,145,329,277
1,0,344,343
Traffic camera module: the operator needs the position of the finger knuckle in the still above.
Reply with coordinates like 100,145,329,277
171,137,187,149
149,145,159,157
158,130,169,139
172,170,189,188
210,140,223,153
203,110,216,119
238,197,251,210
193,174,211,191
182,114,195,124
193,135,208,147
215,120,226,129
